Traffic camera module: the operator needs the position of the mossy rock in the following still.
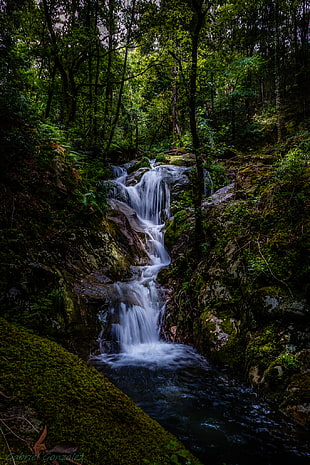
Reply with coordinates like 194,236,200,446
209,333,247,369
127,157,151,174
245,326,285,371
0,318,201,465
280,373,310,427
261,352,301,393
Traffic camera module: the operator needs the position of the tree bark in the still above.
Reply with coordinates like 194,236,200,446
44,63,56,119
172,65,181,147
101,0,116,141
274,0,282,142
188,1,208,248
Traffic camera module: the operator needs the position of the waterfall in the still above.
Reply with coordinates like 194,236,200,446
98,162,203,367
92,164,310,465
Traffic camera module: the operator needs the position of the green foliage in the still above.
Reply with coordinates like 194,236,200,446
127,156,151,173
155,153,168,163
205,162,229,190
143,440,197,465
179,133,193,151
75,188,108,217
1,0,309,154
171,191,193,215
40,122,68,145
277,352,300,370
274,145,310,182
246,327,282,370
197,109,216,151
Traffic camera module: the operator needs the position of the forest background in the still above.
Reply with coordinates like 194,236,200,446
1,0,309,168
0,1,310,460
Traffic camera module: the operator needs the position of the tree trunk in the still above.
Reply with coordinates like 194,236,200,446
41,0,77,127
44,63,56,119
101,0,116,141
274,0,282,142
105,0,136,155
172,65,181,147
188,1,207,248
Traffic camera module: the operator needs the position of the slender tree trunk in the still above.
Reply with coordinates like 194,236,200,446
101,0,116,141
135,113,139,152
210,71,214,113
188,1,207,247
274,0,282,142
172,65,181,147
41,0,77,127
44,63,56,119
93,0,100,139
105,0,136,155
68,69,77,124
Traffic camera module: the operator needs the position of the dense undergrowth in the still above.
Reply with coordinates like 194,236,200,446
0,105,111,337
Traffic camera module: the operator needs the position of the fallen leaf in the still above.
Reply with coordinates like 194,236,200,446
33,425,48,457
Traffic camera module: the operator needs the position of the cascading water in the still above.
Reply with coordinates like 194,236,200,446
97,162,201,366
92,162,309,465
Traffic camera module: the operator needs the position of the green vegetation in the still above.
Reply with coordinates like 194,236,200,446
1,0,309,157
0,319,201,465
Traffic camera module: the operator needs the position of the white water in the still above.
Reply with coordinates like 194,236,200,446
97,163,204,368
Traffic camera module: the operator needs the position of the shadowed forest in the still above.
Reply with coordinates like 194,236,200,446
0,1,309,465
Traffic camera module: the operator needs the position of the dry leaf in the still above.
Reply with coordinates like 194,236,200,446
33,425,48,457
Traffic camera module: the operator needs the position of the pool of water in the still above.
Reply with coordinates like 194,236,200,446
92,352,309,465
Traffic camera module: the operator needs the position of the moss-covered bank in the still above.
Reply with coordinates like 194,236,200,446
0,318,201,465
161,136,310,428
0,133,149,356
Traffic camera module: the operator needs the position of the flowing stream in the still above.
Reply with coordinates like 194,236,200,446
91,162,309,465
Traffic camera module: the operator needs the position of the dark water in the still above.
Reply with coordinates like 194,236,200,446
92,352,309,465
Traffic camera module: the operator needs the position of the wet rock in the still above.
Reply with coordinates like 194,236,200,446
202,311,230,350
255,292,310,319
126,166,150,185
283,404,310,427
203,183,235,207
160,151,310,428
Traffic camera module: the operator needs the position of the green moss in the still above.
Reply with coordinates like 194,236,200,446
0,319,201,465
212,334,247,368
164,213,192,251
221,318,234,335
155,153,168,163
200,311,216,333
127,157,151,173
262,352,301,393
246,326,283,370
165,218,184,250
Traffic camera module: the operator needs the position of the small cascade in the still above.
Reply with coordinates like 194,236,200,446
97,162,198,366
